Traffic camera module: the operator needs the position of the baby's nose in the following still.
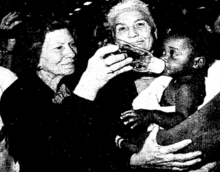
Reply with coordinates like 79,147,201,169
161,55,168,62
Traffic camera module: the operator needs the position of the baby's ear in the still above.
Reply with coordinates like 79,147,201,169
193,56,206,69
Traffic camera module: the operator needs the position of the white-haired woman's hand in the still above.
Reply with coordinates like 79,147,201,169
189,161,218,172
130,124,202,171
74,44,133,100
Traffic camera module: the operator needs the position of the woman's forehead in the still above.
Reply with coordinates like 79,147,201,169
44,28,74,44
115,10,147,25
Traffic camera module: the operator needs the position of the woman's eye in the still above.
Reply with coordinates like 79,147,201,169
55,46,63,50
116,26,127,33
135,21,147,28
69,42,75,49
69,42,77,54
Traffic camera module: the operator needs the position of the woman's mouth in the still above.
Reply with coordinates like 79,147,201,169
130,41,146,49
62,60,74,66
131,41,144,45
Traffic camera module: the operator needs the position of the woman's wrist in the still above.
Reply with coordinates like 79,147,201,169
73,73,101,101
74,82,98,101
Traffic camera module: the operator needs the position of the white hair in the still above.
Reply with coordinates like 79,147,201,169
107,0,156,32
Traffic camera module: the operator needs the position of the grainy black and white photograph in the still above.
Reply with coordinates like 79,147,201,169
1,0,220,171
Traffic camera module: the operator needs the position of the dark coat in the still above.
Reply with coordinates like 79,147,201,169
0,72,131,172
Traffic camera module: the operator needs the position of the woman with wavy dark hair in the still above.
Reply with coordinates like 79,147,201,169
0,14,133,171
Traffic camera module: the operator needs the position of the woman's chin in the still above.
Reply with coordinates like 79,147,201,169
60,67,75,76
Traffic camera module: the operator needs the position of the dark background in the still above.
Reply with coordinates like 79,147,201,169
0,0,220,89
0,0,220,29
1,0,220,60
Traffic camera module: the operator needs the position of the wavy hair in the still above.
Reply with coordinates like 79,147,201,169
11,16,76,77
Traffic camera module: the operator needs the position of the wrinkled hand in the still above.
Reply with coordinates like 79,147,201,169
121,109,148,129
189,161,217,172
74,45,133,100
130,124,202,171
0,12,21,30
85,44,133,88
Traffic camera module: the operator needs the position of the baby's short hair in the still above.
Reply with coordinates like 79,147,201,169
165,30,207,59
107,0,156,35
164,29,214,75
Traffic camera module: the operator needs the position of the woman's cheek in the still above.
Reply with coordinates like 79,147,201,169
142,34,153,50
115,32,128,42
147,36,153,50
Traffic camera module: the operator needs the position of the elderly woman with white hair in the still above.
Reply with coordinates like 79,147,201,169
93,0,219,171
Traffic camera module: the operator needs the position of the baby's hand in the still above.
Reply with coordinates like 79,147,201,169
121,109,148,129
115,135,139,152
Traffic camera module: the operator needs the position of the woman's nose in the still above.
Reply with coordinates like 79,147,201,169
66,46,77,57
128,27,138,38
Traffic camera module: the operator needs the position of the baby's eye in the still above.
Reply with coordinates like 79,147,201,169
170,49,174,56
169,49,179,59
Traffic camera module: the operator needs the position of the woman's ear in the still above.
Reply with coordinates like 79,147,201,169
193,56,206,69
